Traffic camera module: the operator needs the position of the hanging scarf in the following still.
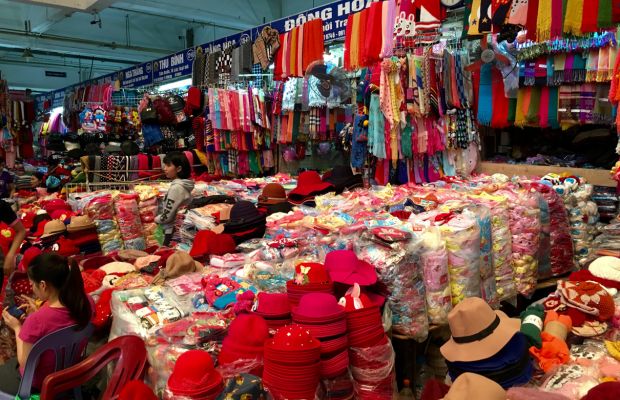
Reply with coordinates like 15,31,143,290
508,97,518,123
508,0,529,26
492,0,513,30
609,46,620,102
597,47,611,82
350,12,361,70
525,0,540,41
469,0,483,36
477,63,493,125
550,0,564,39
598,0,613,28
380,0,396,58
593,84,612,123
548,86,560,128
491,68,510,128
581,0,599,33
586,49,600,82
514,87,529,127
573,53,587,82
479,0,493,32
563,0,584,36
539,86,550,127
554,53,566,85
613,0,620,23
564,53,575,83
537,0,552,42
344,15,353,71
547,55,555,86
363,4,383,67
526,87,541,124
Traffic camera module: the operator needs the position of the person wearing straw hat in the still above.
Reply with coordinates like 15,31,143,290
442,373,506,400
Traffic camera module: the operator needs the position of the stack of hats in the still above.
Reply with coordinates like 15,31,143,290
167,350,223,399
286,262,333,308
440,297,532,389
341,285,394,400
67,215,101,254
252,292,292,329
213,201,267,245
325,250,378,288
263,325,322,400
322,165,363,195
218,314,270,376
288,171,335,206
292,293,349,379
257,183,292,215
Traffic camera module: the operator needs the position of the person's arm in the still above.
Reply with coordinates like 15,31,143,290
2,308,33,367
4,220,25,276
155,186,187,225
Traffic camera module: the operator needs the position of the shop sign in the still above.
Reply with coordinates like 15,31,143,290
119,63,153,88
152,48,195,84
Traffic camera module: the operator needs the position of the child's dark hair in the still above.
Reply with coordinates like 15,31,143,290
28,253,91,329
163,151,191,179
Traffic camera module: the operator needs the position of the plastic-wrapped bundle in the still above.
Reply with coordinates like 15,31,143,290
470,194,516,301
114,194,146,250
86,194,123,254
535,193,552,279
355,233,428,340
349,339,397,400
562,183,599,266
139,196,159,248
440,215,481,306
419,227,452,325
528,182,574,278
500,188,541,297
463,204,497,306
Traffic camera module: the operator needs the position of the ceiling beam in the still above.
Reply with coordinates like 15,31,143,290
0,45,140,64
30,8,73,33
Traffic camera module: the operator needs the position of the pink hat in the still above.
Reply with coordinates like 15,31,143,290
292,293,344,321
325,250,377,286
253,292,291,317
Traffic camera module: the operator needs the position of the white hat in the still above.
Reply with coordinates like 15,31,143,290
589,256,620,282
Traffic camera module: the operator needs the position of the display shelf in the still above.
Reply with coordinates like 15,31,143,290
478,162,615,187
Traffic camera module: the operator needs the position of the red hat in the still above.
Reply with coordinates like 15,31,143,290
80,255,115,271
18,247,42,272
118,380,157,400
253,292,291,317
558,280,615,321
581,381,620,400
52,237,80,257
190,230,237,259
49,209,74,223
218,314,269,365
294,262,331,285
168,350,223,397
292,293,344,321
288,171,334,199
30,219,50,238
43,199,71,214
325,250,377,286
20,211,37,231
92,288,115,329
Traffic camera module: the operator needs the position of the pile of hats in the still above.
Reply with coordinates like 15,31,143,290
252,292,292,329
213,201,266,245
292,293,349,379
263,325,322,400
257,183,292,215
286,262,334,308
341,285,394,400
288,171,335,205
218,314,269,377
166,350,223,399
440,297,533,389
66,215,101,254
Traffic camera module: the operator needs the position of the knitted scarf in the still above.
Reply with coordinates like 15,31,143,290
581,0,599,33
537,0,552,42
586,49,599,83
344,15,353,71
597,47,611,82
350,12,361,70
551,0,564,39
477,63,493,126
539,86,550,127
509,0,529,26
492,0,514,29
363,4,382,67
554,53,566,85
469,0,483,36
573,53,587,82
491,68,510,128
508,97,517,123
380,0,396,58
526,87,541,124
479,0,493,32
514,88,527,127
526,0,540,41
548,86,559,129
598,0,613,28
563,0,584,36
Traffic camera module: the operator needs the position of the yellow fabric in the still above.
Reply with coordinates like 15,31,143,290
563,0,584,36
514,89,527,127
193,149,209,167
289,27,298,77
350,13,360,70
537,0,553,42
605,340,620,361
468,0,483,36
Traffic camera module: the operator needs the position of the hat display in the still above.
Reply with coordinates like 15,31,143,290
440,297,521,363
322,165,363,194
288,171,335,205
167,350,224,398
441,373,506,400
253,292,291,329
557,280,615,321
213,201,267,244
258,183,288,205
40,219,67,239
325,250,377,286
589,256,620,282
152,251,202,285
67,215,96,233
263,324,321,400
218,314,269,371
286,262,334,308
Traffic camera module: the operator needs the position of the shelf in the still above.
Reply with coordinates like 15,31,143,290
478,162,616,187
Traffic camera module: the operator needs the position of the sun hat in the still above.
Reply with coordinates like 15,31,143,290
40,219,67,238
441,373,506,400
288,171,335,204
324,250,377,286
589,256,620,282
118,380,158,400
100,261,136,275
258,183,288,205
440,297,521,363
67,215,96,233
152,251,202,285
322,165,363,194
557,280,615,320
167,350,223,397
293,262,331,285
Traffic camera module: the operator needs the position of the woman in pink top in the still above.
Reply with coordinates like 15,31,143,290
1,253,93,394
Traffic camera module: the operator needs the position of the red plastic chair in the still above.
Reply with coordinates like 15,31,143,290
40,335,148,400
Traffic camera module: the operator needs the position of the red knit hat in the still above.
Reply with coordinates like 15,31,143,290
190,230,237,259
118,380,157,400
558,280,615,321
18,247,42,272
580,381,620,400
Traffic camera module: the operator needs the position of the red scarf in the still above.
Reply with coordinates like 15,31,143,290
525,0,540,41
614,0,620,23
582,0,600,32
490,68,510,128
363,3,383,67
344,15,353,71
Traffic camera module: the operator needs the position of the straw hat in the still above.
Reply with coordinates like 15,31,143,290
40,219,67,238
442,373,506,400
440,297,520,362
67,215,96,233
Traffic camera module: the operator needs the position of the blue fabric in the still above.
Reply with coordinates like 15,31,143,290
442,151,456,177
351,114,368,169
477,63,493,126
368,94,386,159
141,124,164,148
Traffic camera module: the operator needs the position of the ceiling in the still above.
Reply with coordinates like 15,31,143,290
0,0,333,92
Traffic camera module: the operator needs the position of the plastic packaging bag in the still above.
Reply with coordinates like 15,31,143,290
114,193,146,250
463,204,497,306
350,338,397,400
86,194,124,254
419,227,452,325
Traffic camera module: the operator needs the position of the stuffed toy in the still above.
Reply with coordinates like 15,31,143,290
521,303,545,348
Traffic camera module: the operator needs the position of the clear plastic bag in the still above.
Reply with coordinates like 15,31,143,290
350,338,397,400
419,227,452,325
114,193,146,249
